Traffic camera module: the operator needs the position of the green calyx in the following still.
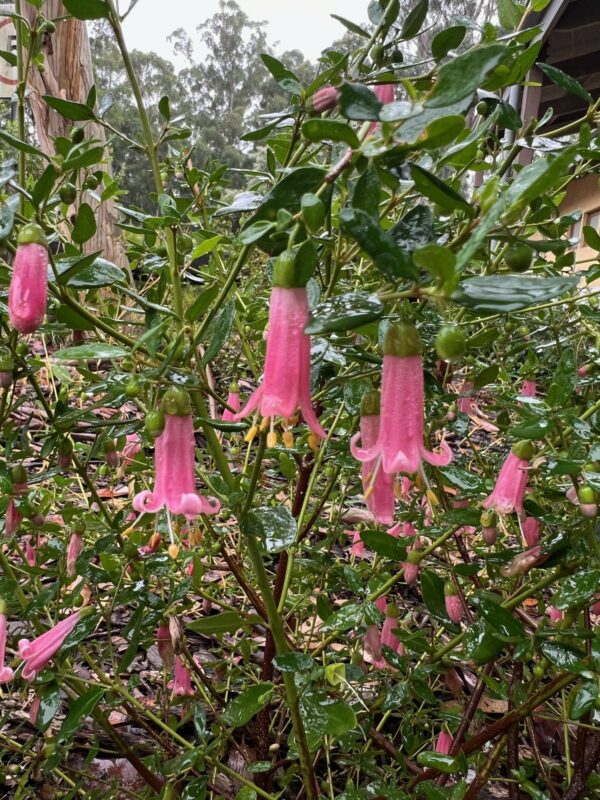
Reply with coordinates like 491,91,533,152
11,465,27,485
383,322,422,358
578,485,596,504
228,381,240,394
146,409,166,439
512,440,535,461
480,509,496,528
444,580,457,596
360,390,380,417
406,549,421,565
17,223,47,248
162,386,192,417
58,437,73,456
0,346,13,372
385,603,399,618
272,249,306,289
102,439,116,454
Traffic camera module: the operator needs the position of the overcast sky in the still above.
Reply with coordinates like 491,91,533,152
122,0,370,64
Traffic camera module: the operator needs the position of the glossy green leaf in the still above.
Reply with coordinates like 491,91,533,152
300,690,357,739
187,611,246,635
553,570,600,611
273,652,315,673
57,687,104,743
583,225,600,251
222,683,274,728
0,203,15,239
416,752,457,773
200,301,235,367
339,82,382,120
330,14,369,38
452,275,578,314
360,530,409,560
302,118,359,148
62,0,108,19
72,203,97,245
305,292,383,334
425,44,507,108
431,26,466,60
37,683,61,732
498,0,523,30
538,62,593,105
410,164,471,214
53,344,129,360
421,569,448,621
55,255,124,288
472,594,524,637
401,0,429,39
339,207,418,280
462,621,504,664
541,642,587,674
261,54,301,95
243,506,297,553
43,95,96,121
547,348,577,406
352,165,380,218
570,682,597,721
0,129,49,159
390,205,434,252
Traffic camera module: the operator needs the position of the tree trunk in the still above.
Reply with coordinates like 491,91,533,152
22,2,126,267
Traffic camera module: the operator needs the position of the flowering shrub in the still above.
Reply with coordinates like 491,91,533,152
0,1,600,798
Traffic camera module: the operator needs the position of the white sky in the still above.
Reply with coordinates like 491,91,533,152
122,0,370,64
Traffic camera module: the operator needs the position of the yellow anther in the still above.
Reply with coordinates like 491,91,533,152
244,424,258,443
364,484,374,500
259,416,271,433
267,431,278,448
426,489,439,506
283,430,294,449
415,473,425,491
308,433,320,451
149,532,161,550
168,543,179,559
288,415,299,427
122,526,134,538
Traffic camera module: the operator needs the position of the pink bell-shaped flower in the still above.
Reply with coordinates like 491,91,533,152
444,582,463,624
222,382,241,422
121,433,142,470
363,624,382,662
521,516,540,547
436,731,453,755
18,611,80,681
66,531,84,577
351,323,452,476
133,387,221,519
0,604,14,682
482,441,533,516
156,623,174,668
168,655,194,697
8,223,49,334
373,603,404,668
520,379,536,398
357,392,394,525
234,251,325,439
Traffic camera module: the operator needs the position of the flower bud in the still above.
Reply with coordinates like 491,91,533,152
310,86,340,113
9,223,48,334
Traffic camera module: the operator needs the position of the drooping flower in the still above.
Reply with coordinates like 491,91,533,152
234,251,325,441
373,604,404,668
222,382,241,422
363,624,382,662
66,532,83,577
444,582,463,624
156,623,174,668
351,323,452,477
133,387,221,519
520,379,536,398
436,732,453,755
374,84,395,104
546,606,563,625
457,379,474,415
521,516,540,548
8,223,49,334
480,510,497,545
168,655,194,697
121,433,142,470
482,441,533,516
24,536,37,567
501,545,546,577
357,392,394,525
0,606,14,682
347,529,366,559
18,611,80,681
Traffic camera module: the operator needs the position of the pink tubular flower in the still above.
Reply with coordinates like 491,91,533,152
168,655,194,697
121,433,142,470
445,594,463,624
520,379,536,398
133,388,221,519
310,86,340,113
156,624,174,667
18,612,80,681
347,530,366,559
351,323,452,477
522,517,540,548
364,624,382,662
374,595,387,614
0,609,14,682
357,392,394,525
8,224,48,334
374,84,395,104
234,255,325,438
436,732,453,755
457,380,473,415
66,532,83,577
222,382,241,422
482,441,533,516
29,695,40,725
380,607,403,654
24,536,37,567
547,606,563,625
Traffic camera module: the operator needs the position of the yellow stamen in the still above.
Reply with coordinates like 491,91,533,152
364,484,375,500
259,416,271,433
168,543,179,559
267,431,278,448
308,433,320,451
426,488,439,506
283,430,294,449
415,473,425,491
245,424,258,443
149,532,161,550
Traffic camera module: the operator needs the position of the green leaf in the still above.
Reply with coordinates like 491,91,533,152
541,642,587,674
72,203,97,245
452,275,578,314
462,621,504,664
62,0,108,19
401,0,429,39
472,594,524,637
273,653,315,673
302,118,359,148
185,284,219,323
32,164,58,208
305,292,383,334
547,348,577,406
390,205,434,252
261,54,301,95
330,14,369,38
498,0,523,30
222,683,274,728
425,44,507,108
383,681,409,711
0,129,49,159
339,207,418,280
53,344,129,360
55,254,124,288
243,506,297,553
416,752,457,772
200,301,235,367
360,530,409,560
538,62,593,105
300,690,357,739
187,611,246,635
0,204,15,239
338,83,382,121
158,95,171,121
37,684,61,732
321,601,365,633
553,570,600,611
43,95,96,121
63,145,105,172
410,164,471,214
421,570,448,621
431,26,466,60
238,220,275,245
57,687,104,743
583,225,600,251
353,165,380,218
570,682,597,721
